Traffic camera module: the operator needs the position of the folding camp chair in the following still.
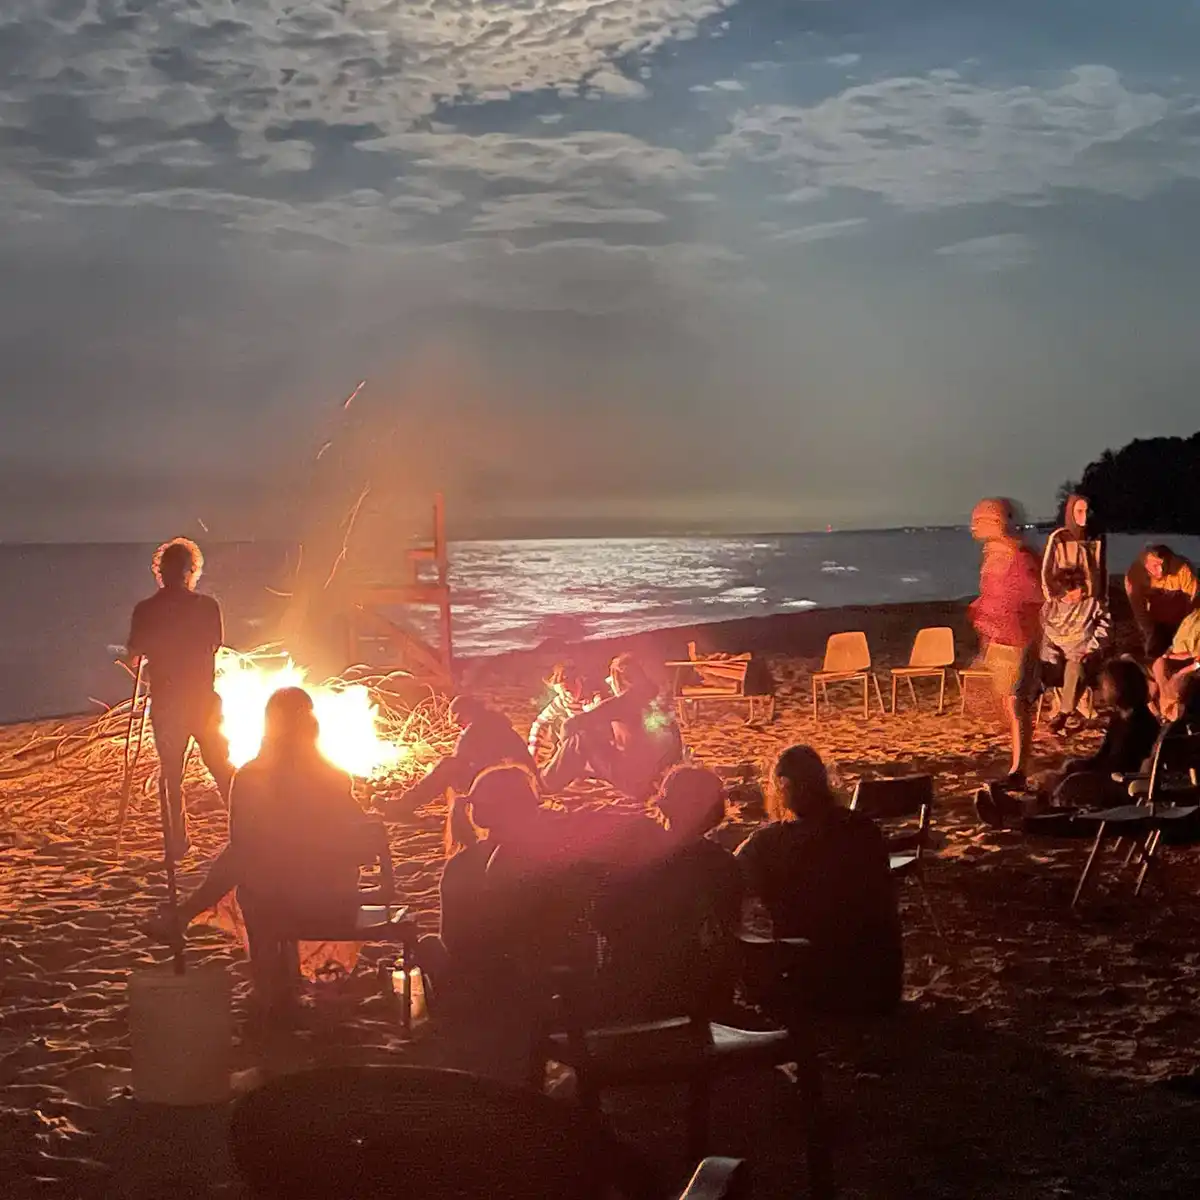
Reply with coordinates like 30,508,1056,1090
1070,729,1200,908
890,627,955,714
668,642,775,727
529,935,832,1199
851,774,943,940
811,631,885,720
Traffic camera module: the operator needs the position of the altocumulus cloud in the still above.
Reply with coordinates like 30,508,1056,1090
3,0,1200,538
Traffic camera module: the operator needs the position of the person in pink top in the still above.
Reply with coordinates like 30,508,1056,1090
969,498,1044,787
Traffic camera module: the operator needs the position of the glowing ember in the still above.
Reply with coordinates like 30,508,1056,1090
214,648,405,778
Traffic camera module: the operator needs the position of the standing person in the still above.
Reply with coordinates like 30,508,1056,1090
1125,545,1199,660
1039,493,1111,735
969,499,1044,788
127,538,234,860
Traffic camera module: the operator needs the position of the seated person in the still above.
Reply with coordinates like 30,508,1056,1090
382,695,534,820
527,661,603,766
149,687,388,1012
1008,658,1160,821
539,653,683,800
1126,544,1198,660
735,745,902,1018
415,764,582,1008
1152,608,1200,721
590,766,743,1021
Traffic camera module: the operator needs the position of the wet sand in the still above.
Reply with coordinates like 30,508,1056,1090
3,598,1200,1198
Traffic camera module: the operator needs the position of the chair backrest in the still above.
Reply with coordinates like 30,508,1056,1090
908,627,955,669
850,774,933,852
982,642,1010,670
822,631,872,673
1146,729,1200,807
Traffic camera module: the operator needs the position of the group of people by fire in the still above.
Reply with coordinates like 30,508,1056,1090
130,497,1200,1018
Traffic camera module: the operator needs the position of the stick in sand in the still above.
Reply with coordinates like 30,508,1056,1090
157,788,187,975
115,656,150,854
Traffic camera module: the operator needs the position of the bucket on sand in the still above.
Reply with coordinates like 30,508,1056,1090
128,964,232,1105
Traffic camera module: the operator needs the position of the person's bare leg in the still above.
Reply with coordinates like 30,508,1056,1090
1003,695,1033,778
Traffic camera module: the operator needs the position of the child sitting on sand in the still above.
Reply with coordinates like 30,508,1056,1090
735,745,902,1017
146,687,389,1015
526,661,603,766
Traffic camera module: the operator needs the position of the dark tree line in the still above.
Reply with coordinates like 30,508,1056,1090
1058,432,1200,533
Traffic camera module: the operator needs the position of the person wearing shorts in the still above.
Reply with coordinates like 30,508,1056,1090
969,499,1045,788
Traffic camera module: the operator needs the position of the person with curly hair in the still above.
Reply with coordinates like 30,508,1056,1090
127,538,233,860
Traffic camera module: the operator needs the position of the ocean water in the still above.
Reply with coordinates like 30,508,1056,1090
3,530,1199,724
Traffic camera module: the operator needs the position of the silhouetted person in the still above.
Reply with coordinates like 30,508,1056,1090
150,687,387,1013
970,498,1043,787
380,696,534,820
1039,493,1110,734
996,659,1161,827
736,745,902,1017
416,764,578,1009
592,765,743,1021
127,538,233,859
539,653,683,800
1125,544,1198,660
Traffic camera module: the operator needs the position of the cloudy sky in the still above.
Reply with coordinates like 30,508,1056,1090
3,0,1200,542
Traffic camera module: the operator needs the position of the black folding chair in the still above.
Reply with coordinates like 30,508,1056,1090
528,936,832,1200
1070,729,1200,908
850,774,942,940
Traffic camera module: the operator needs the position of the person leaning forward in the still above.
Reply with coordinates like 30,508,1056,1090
126,538,234,861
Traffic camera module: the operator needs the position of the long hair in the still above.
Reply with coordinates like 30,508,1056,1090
769,744,837,822
258,687,320,765
442,761,541,858
152,537,204,588
444,795,480,858
1101,657,1149,711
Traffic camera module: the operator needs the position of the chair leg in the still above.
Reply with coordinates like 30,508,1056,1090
959,675,968,717
906,676,918,708
685,1081,711,1164
872,673,886,717
915,871,946,943
812,677,818,721
1134,829,1162,898
792,1028,834,1200
891,675,898,715
862,675,868,719
937,670,946,715
1072,823,1109,909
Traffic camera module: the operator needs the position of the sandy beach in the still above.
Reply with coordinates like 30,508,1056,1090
4,596,1200,1198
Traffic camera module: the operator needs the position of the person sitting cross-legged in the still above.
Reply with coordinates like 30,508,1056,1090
735,744,903,1018
146,687,388,1015
381,696,535,821
538,653,683,801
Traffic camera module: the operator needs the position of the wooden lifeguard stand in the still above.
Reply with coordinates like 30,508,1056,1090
344,494,455,692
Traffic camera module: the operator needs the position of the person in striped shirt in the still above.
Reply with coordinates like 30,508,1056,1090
527,661,603,766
